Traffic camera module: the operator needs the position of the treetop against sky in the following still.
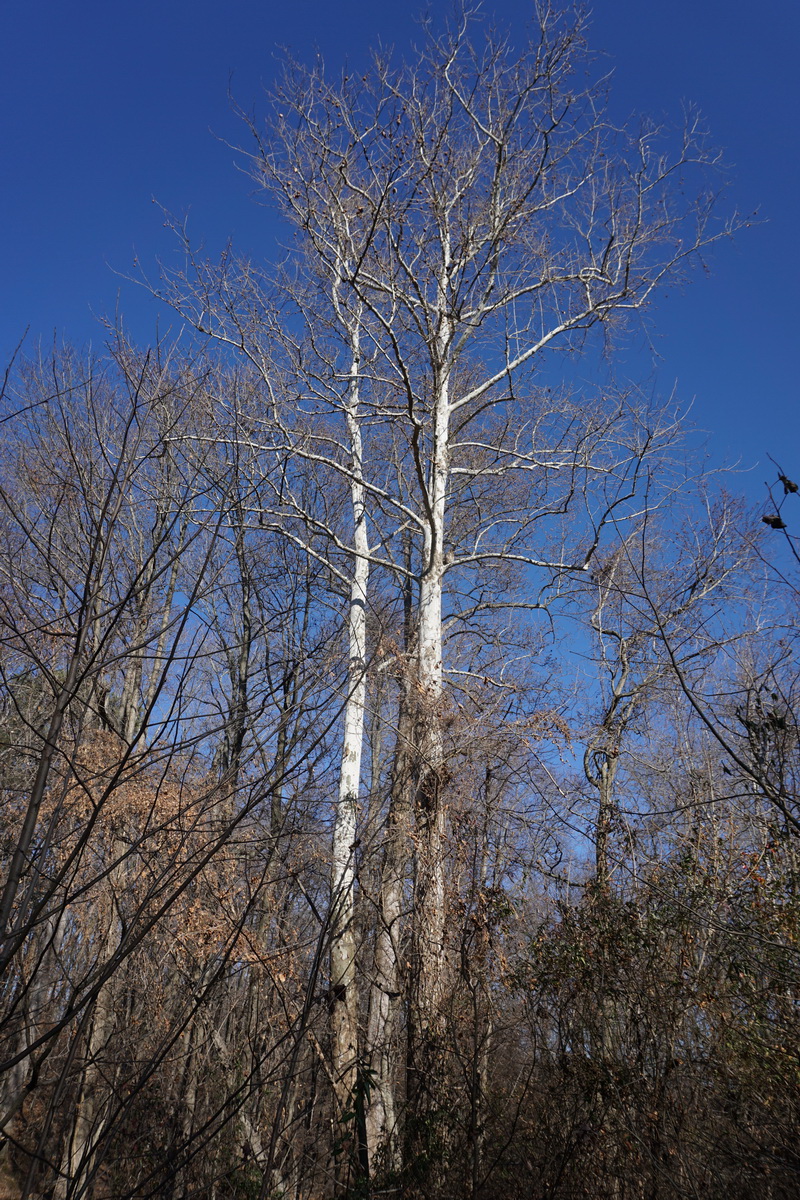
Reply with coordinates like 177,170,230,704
0,0,797,489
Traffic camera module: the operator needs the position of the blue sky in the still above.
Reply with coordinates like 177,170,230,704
1,1,798,496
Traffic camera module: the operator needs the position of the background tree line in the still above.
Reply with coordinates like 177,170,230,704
0,6,797,1198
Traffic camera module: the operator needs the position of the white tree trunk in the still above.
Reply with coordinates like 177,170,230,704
408,345,453,1158
330,343,369,1145
364,681,413,1173
414,329,451,1032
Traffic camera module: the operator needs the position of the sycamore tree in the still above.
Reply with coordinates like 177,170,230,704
149,1,739,1186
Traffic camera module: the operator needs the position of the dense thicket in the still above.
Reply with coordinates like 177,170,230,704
1,7,798,1200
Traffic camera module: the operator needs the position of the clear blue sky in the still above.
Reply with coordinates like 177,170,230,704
1,1,798,493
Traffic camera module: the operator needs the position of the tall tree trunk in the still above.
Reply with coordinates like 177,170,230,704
407,350,452,1182
330,335,370,1186
364,678,413,1175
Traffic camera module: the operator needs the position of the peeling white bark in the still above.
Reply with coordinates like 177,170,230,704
330,328,369,1128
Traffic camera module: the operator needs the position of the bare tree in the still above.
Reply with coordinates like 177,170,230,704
143,3,741,1183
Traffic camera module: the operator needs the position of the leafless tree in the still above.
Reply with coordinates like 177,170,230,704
155,3,738,1175
9,7,795,1200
